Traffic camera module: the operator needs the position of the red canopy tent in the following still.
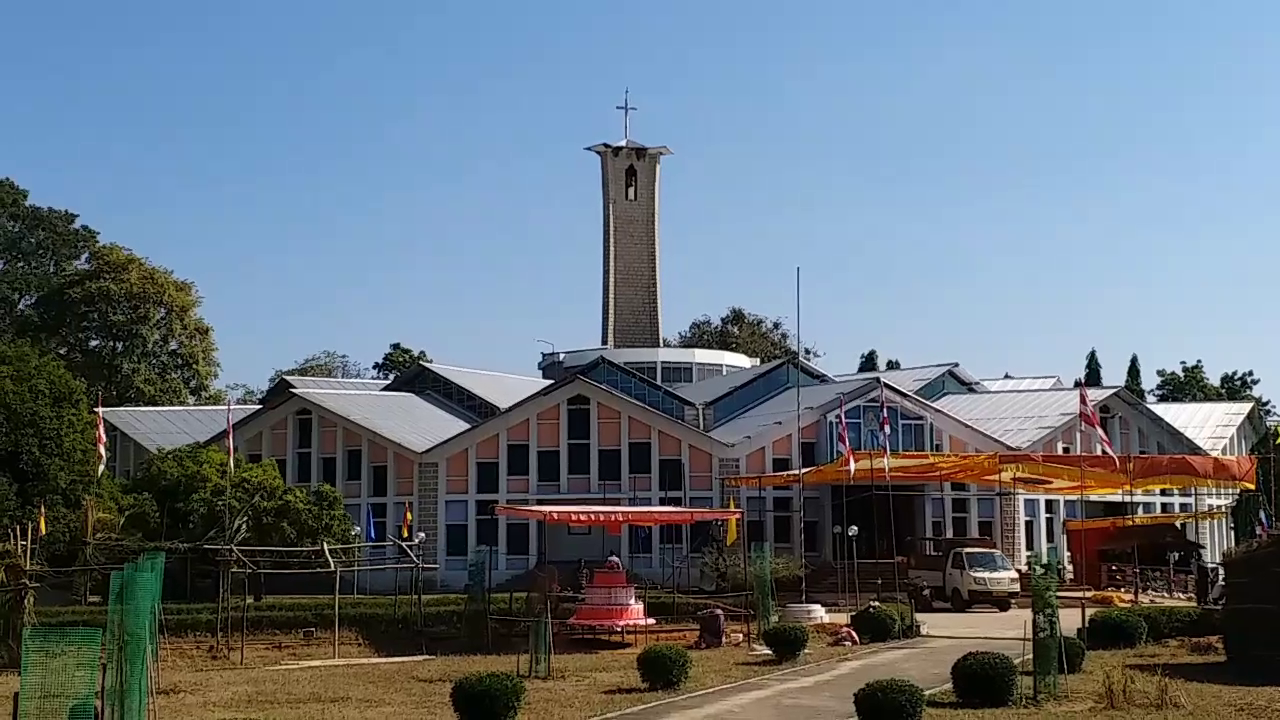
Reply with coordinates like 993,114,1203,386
494,504,742,535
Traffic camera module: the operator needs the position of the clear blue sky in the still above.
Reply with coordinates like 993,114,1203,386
5,2,1278,394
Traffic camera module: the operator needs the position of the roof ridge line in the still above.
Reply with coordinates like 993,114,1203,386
425,363,546,382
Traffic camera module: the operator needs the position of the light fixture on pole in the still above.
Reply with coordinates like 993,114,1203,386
832,525,845,609
848,524,861,608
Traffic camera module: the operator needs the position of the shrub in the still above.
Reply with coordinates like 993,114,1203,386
853,677,926,720
852,605,901,643
761,622,809,662
1126,606,1216,641
950,650,1018,708
635,644,693,691
1087,609,1148,650
1059,635,1086,674
450,671,525,720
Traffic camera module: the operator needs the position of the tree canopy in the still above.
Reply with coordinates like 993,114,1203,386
1083,348,1104,387
0,178,99,340
857,350,880,373
268,350,369,387
0,339,97,559
884,358,902,370
1152,359,1273,416
668,306,820,363
372,342,432,380
1124,354,1145,400
1,179,220,406
125,444,353,547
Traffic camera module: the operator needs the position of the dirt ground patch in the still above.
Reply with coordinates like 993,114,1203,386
925,638,1280,719
0,628,860,719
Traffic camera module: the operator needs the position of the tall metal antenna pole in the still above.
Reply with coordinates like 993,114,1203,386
795,266,806,604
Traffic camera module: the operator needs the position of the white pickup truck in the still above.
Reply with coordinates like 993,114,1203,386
905,537,1021,613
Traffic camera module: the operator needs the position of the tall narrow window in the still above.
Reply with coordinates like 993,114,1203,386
624,164,638,201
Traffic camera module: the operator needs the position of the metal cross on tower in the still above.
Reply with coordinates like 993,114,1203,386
616,88,637,142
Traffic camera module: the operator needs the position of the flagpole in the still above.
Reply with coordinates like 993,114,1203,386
881,379,902,629
794,265,806,605
1077,383,1087,635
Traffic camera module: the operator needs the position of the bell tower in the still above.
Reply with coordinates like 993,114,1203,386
587,89,670,349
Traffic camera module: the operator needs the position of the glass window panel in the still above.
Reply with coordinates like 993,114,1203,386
444,500,468,523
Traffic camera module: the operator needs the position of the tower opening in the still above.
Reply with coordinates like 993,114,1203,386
625,164,638,201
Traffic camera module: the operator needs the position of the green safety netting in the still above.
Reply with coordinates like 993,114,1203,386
18,627,103,720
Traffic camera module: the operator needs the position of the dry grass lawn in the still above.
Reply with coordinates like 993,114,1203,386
926,637,1280,719
0,627,855,719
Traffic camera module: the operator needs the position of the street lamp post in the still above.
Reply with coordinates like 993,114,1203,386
848,525,861,609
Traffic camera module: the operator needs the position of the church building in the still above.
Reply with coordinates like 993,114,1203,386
100,94,1266,590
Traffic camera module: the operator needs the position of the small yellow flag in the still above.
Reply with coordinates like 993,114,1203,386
726,496,739,546
38,504,47,538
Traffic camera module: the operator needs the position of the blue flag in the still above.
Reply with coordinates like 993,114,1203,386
365,504,377,543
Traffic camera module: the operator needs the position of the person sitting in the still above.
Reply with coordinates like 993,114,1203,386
832,624,861,647
603,551,623,571
692,609,726,649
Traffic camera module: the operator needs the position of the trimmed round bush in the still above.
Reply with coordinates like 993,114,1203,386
450,671,526,720
636,643,693,691
853,677,926,720
1059,635,1086,674
1087,609,1148,650
762,622,810,662
950,650,1018,708
852,605,901,643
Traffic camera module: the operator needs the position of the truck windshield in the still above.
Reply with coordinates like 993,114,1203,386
965,551,1013,572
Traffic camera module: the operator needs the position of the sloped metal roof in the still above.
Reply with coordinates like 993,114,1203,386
292,390,471,453
707,378,877,443
424,364,550,409
674,358,831,404
980,375,1065,392
1147,401,1257,455
933,387,1119,449
280,376,388,391
833,363,975,393
104,406,261,451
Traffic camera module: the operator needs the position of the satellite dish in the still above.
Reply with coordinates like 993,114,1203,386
847,525,860,538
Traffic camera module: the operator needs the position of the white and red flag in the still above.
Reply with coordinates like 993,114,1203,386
878,380,892,475
226,398,235,474
836,395,854,477
1078,384,1119,467
95,399,107,478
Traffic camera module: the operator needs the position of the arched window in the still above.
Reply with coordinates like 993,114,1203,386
624,164,638,201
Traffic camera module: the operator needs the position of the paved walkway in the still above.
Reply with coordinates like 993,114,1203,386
605,637,1027,720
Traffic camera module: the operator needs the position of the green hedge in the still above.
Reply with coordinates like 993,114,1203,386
34,592,740,637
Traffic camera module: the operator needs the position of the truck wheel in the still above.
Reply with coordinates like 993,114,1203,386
949,589,968,612
994,600,1012,612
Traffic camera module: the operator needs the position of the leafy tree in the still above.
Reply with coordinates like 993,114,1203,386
268,350,369,387
1152,360,1273,416
0,340,97,560
1083,348,1103,387
372,342,432,380
1152,360,1222,402
857,349,881,373
23,243,219,406
127,444,352,546
201,382,263,406
884,358,902,370
1124,354,1145,400
0,178,99,340
668,307,819,362
1002,372,1014,379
